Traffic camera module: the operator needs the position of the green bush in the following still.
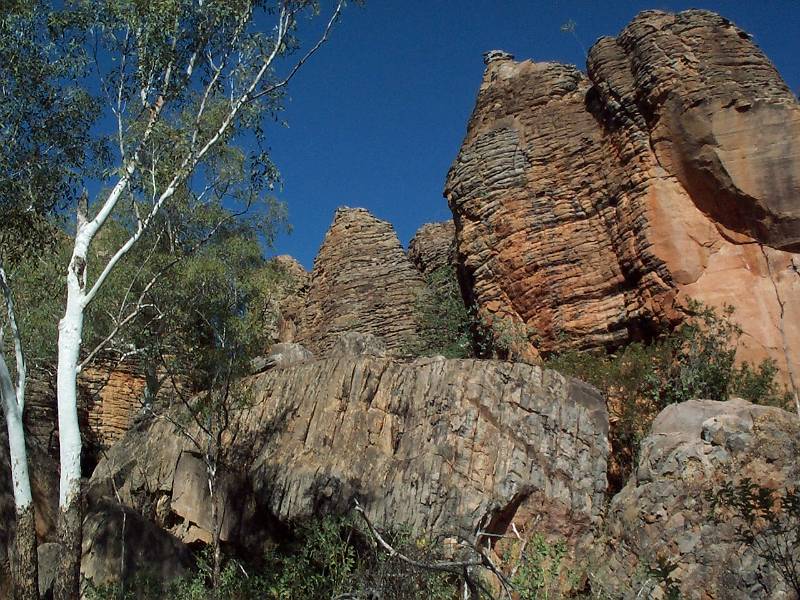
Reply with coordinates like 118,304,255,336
408,265,537,360
408,265,473,358
86,515,458,600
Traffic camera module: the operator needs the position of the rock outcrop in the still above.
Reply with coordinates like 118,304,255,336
268,254,310,344
80,500,192,596
408,220,457,276
298,208,426,355
596,398,800,599
445,10,800,399
89,353,609,556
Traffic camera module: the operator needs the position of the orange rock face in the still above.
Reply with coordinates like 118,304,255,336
445,10,800,401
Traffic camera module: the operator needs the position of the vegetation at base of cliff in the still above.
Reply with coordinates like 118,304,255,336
545,300,793,488
406,265,473,358
408,265,537,360
85,515,456,600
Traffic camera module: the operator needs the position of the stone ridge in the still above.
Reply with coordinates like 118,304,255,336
89,355,609,554
298,207,425,355
407,220,456,276
446,9,800,398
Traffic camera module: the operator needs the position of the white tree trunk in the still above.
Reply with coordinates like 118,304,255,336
0,355,32,511
53,244,88,600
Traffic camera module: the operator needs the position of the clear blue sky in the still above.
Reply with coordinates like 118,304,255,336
267,1,800,269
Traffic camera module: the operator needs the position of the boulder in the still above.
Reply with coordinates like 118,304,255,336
595,398,800,599
251,342,314,373
445,9,800,400
298,207,426,356
89,355,609,556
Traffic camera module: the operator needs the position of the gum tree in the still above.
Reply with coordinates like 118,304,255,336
2,1,349,598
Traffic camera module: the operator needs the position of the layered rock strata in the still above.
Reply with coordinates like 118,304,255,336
89,354,609,555
407,220,457,276
446,10,800,399
596,398,800,599
299,207,425,355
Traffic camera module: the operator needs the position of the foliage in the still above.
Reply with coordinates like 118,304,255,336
85,515,458,600
409,265,536,360
708,480,800,595
545,301,791,487
408,266,473,358
0,0,98,263
509,534,568,600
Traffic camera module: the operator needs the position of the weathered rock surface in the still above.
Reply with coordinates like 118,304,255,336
89,354,609,556
445,10,800,400
596,398,800,599
299,208,426,355
251,342,314,373
408,220,457,276
268,254,311,344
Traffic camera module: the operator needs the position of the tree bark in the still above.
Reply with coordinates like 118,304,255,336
11,505,40,600
53,252,87,600
1,354,38,600
53,495,82,600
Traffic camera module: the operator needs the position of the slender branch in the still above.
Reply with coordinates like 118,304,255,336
252,0,344,101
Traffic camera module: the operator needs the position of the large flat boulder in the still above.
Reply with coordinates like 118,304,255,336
89,355,609,556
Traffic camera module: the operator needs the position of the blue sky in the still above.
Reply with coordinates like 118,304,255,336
267,1,800,269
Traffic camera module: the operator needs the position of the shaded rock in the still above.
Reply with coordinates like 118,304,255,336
331,331,388,357
407,220,457,276
445,9,800,400
298,207,426,356
37,542,59,599
596,398,800,599
81,499,192,598
251,342,314,373
89,355,609,556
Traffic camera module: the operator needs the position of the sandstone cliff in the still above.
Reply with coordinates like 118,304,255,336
298,207,426,355
89,354,609,555
445,10,800,401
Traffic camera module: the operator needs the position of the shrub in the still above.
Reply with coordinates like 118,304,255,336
708,480,800,596
408,265,473,358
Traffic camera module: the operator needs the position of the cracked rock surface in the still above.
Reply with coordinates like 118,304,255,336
88,354,609,555
595,398,800,599
446,9,800,398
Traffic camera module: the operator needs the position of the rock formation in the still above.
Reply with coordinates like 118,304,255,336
89,353,609,555
407,220,457,276
446,9,800,400
298,207,426,355
596,398,800,598
268,254,310,344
